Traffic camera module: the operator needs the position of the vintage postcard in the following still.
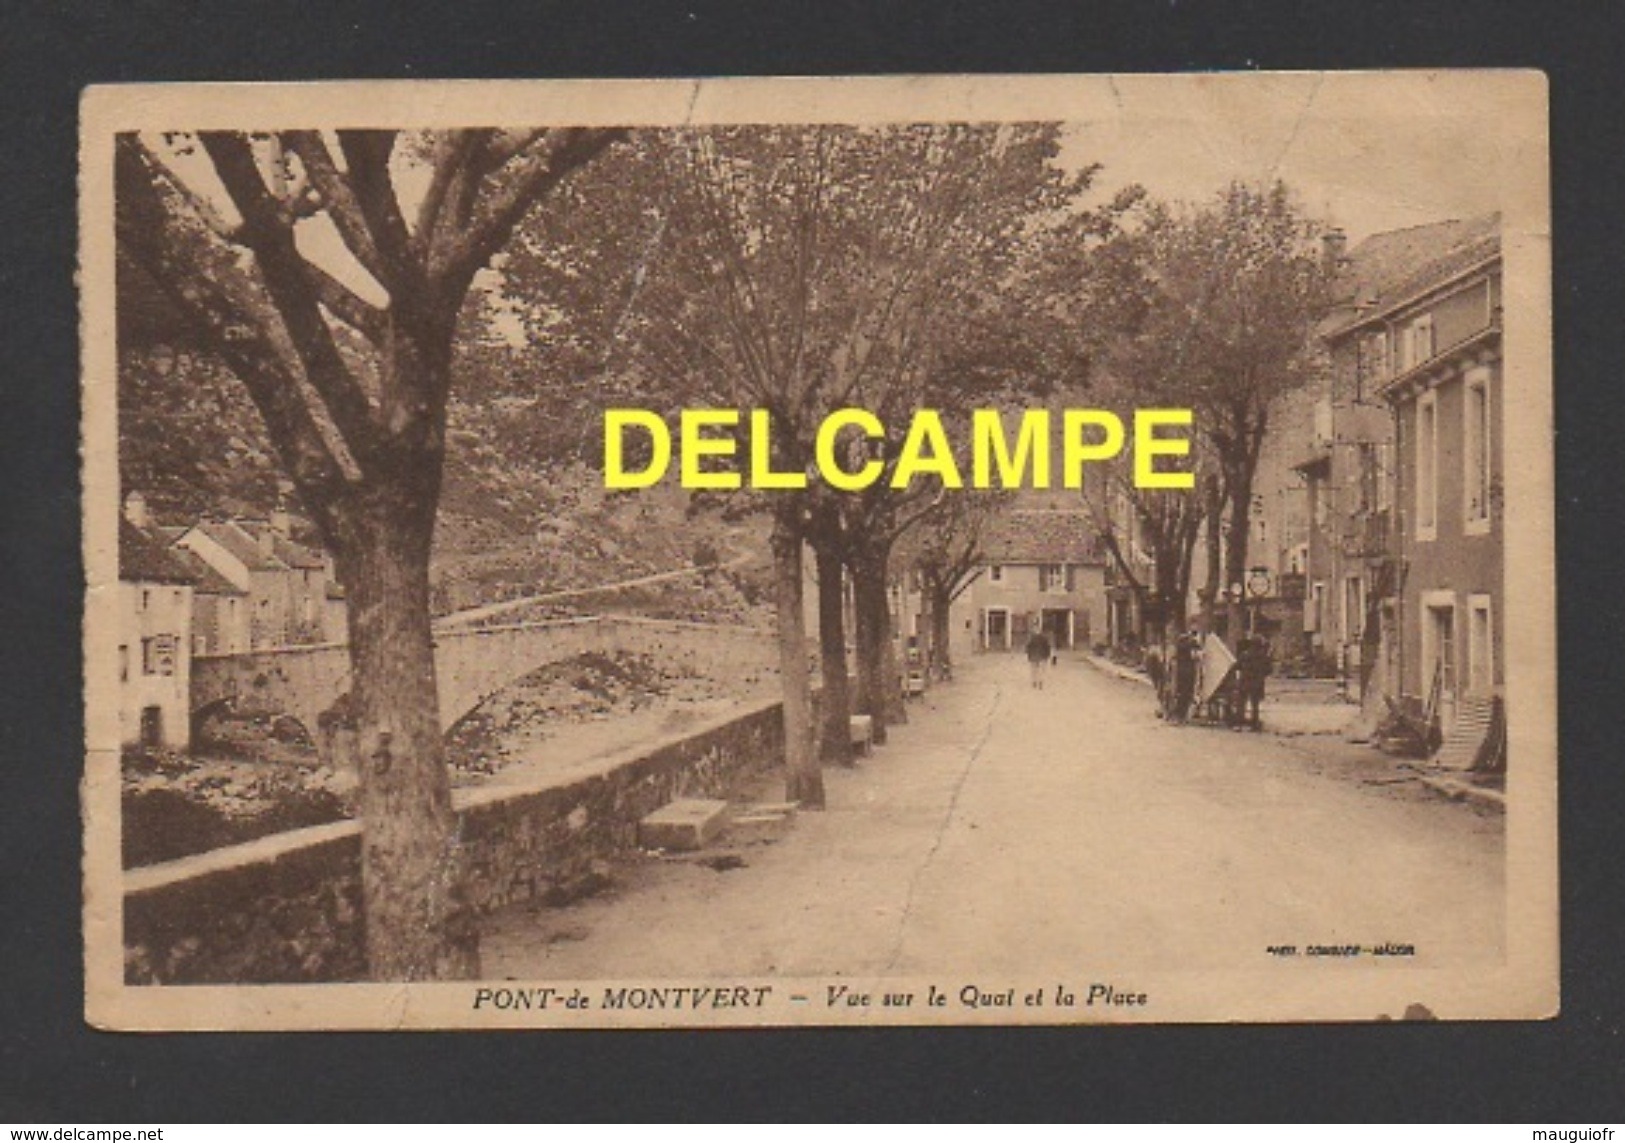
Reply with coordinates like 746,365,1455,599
82,72,1556,1029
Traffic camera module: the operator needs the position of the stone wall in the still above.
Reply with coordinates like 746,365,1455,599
124,697,788,985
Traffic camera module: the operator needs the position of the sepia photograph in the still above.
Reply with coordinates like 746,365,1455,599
80,72,1556,1030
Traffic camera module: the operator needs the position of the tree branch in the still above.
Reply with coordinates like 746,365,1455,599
199,131,384,465
440,127,626,289
415,130,487,253
307,260,387,342
279,131,396,293
116,134,355,519
333,130,414,289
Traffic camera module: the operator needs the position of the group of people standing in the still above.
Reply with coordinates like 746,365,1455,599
1143,629,1273,730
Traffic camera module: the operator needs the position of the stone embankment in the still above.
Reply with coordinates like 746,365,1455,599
125,695,792,984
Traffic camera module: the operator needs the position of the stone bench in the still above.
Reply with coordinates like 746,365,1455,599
849,714,875,755
637,798,730,851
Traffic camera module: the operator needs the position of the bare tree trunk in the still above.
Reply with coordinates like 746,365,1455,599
881,585,908,728
1176,518,1200,631
934,587,954,678
335,490,479,981
772,514,824,809
814,543,852,765
850,549,893,746
1200,475,1223,633
1225,478,1253,638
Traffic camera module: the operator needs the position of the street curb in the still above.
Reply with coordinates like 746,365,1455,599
1413,771,1507,812
1081,652,1151,688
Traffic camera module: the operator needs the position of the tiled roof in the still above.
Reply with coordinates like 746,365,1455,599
267,531,328,571
979,509,1104,565
167,544,248,596
119,519,196,585
193,519,288,572
230,519,329,571
1323,214,1501,338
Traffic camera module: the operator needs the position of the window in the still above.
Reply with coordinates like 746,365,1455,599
1039,564,1073,594
1416,391,1438,539
1356,331,1390,397
1355,442,1377,513
1306,581,1326,634
989,565,1004,584
1376,440,1394,512
118,644,128,683
1464,368,1492,531
140,589,150,612
141,634,176,677
1467,594,1495,695
1399,315,1435,372
1412,315,1435,364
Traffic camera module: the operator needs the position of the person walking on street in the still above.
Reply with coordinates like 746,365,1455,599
1026,628,1053,689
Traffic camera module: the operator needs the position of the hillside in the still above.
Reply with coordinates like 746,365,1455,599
117,345,771,619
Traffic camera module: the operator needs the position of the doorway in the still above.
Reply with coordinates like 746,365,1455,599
983,607,1010,650
1041,608,1074,650
1422,592,1458,731
139,705,163,750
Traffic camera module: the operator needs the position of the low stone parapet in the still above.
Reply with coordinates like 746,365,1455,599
124,695,789,985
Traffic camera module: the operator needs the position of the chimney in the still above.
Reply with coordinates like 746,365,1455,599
123,491,149,529
1321,227,1348,272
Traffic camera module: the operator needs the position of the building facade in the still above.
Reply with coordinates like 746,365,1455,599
1294,215,1500,703
118,518,196,751
1378,235,1504,739
948,508,1108,661
173,514,342,649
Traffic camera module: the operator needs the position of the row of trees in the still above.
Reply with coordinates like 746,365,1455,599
117,123,1328,980
1078,183,1330,643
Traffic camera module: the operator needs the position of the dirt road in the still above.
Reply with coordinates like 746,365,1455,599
482,653,1504,979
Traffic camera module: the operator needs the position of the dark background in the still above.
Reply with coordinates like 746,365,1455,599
3,0,1622,1122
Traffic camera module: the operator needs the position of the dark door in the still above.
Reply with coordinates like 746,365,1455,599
139,705,163,749
1042,608,1071,650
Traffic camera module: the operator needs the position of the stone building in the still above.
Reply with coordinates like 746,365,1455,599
118,516,196,751
1376,224,1503,753
1292,215,1500,703
949,507,1108,660
173,512,342,648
